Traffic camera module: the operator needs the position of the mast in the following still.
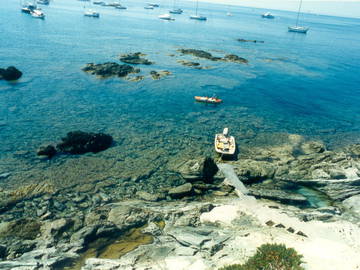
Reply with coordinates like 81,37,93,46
195,0,198,16
295,0,303,26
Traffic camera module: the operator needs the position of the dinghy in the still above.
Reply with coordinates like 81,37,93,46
194,96,222,104
215,128,236,156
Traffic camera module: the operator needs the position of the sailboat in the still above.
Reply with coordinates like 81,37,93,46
190,0,206,20
84,1,100,17
288,0,309,33
169,0,182,14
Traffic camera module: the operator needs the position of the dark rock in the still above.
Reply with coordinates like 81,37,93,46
176,157,218,183
287,227,295,233
37,144,57,158
0,66,22,81
265,220,275,226
301,141,325,154
177,49,221,61
296,231,308,237
119,52,153,65
56,131,113,154
82,62,139,78
223,54,248,64
168,183,193,198
275,223,286,228
237,38,264,43
0,245,6,259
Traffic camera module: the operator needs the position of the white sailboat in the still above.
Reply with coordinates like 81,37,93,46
190,0,206,20
169,0,182,14
288,0,309,33
158,13,174,20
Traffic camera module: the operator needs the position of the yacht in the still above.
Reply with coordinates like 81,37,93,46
288,0,309,33
115,5,127,9
37,0,49,5
262,12,274,19
169,8,182,14
190,0,206,21
84,9,100,17
31,8,45,19
21,2,37,13
158,13,173,20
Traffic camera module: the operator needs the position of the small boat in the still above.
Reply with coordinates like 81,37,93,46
169,8,183,14
37,0,49,5
93,1,105,4
288,26,309,33
31,8,45,18
144,5,154,9
288,0,309,33
84,9,100,17
115,5,127,9
262,12,274,18
158,13,173,20
215,128,236,156
107,1,121,6
194,96,222,104
21,2,37,13
147,3,159,7
226,12,233,16
190,15,206,20
190,0,206,20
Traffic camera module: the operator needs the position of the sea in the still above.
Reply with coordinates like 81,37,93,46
1,0,360,191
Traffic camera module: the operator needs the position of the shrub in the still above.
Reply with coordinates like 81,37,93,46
219,243,304,270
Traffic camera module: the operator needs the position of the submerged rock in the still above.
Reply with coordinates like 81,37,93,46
0,66,22,81
237,38,264,43
150,70,171,80
56,131,113,154
177,49,221,61
300,141,325,154
37,144,57,159
177,60,201,67
168,183,193,198
119,52,153,65
175,157,218,183
82,62,140,78
223,54,248,64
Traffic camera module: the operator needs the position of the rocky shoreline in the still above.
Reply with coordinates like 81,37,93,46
0,135,360,269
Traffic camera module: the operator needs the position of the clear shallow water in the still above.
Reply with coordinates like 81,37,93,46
1,0,360,189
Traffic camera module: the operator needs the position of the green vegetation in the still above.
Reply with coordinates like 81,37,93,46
219,243,304,270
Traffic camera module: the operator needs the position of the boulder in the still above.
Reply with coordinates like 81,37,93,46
232,159,275,183
56,131,113,154
37,144,57,158
119,52,153,65
108,205,151,230
176,157,218,183
168,183,193,199
301,141,325,154
0,66,22,81
223,54,248,64
82,62,139,78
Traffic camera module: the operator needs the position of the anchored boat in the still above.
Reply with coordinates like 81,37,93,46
215,128,236,156
194,96,222,104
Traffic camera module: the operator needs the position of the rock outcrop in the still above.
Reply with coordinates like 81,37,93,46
56,131,113,154
119,52,153,65
0,66,22,81
82,62,139,78
175,157,218,183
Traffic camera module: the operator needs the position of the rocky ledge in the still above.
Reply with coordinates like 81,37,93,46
119,52,153,65
0,66,22,81
82,62,140,78
177,49,248,64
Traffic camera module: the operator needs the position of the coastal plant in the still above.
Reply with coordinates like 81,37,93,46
219,243,304,270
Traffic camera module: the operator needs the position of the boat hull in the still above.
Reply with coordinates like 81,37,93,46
194,96,222,104
190,15,207,20
215,134,236,155
288,26,309,33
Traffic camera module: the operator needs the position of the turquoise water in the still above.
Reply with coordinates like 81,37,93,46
1,0,360,189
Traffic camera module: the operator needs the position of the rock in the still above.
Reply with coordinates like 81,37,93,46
167,227,212,249
37,144,57,159
136,191,162,202
56,131,113,154
0,219,41,240
119,52,153,65
233,159,275,183
82,62,140,78
0,244,6,259
0,173,11,179
150,70,171,80
343,195,360,218
177,49,221,61
296,231,308,237
248,187,308,206
237,38,264,43
41,218,74,240
168,183,193,198
108,205,151,230
275,223,286,228
223,54,248,64
0,66,22,81
265,220,275,226
287,227,295,233
301,141,325,154
348,144,360,157
177,60,201,67
175,157,218,183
